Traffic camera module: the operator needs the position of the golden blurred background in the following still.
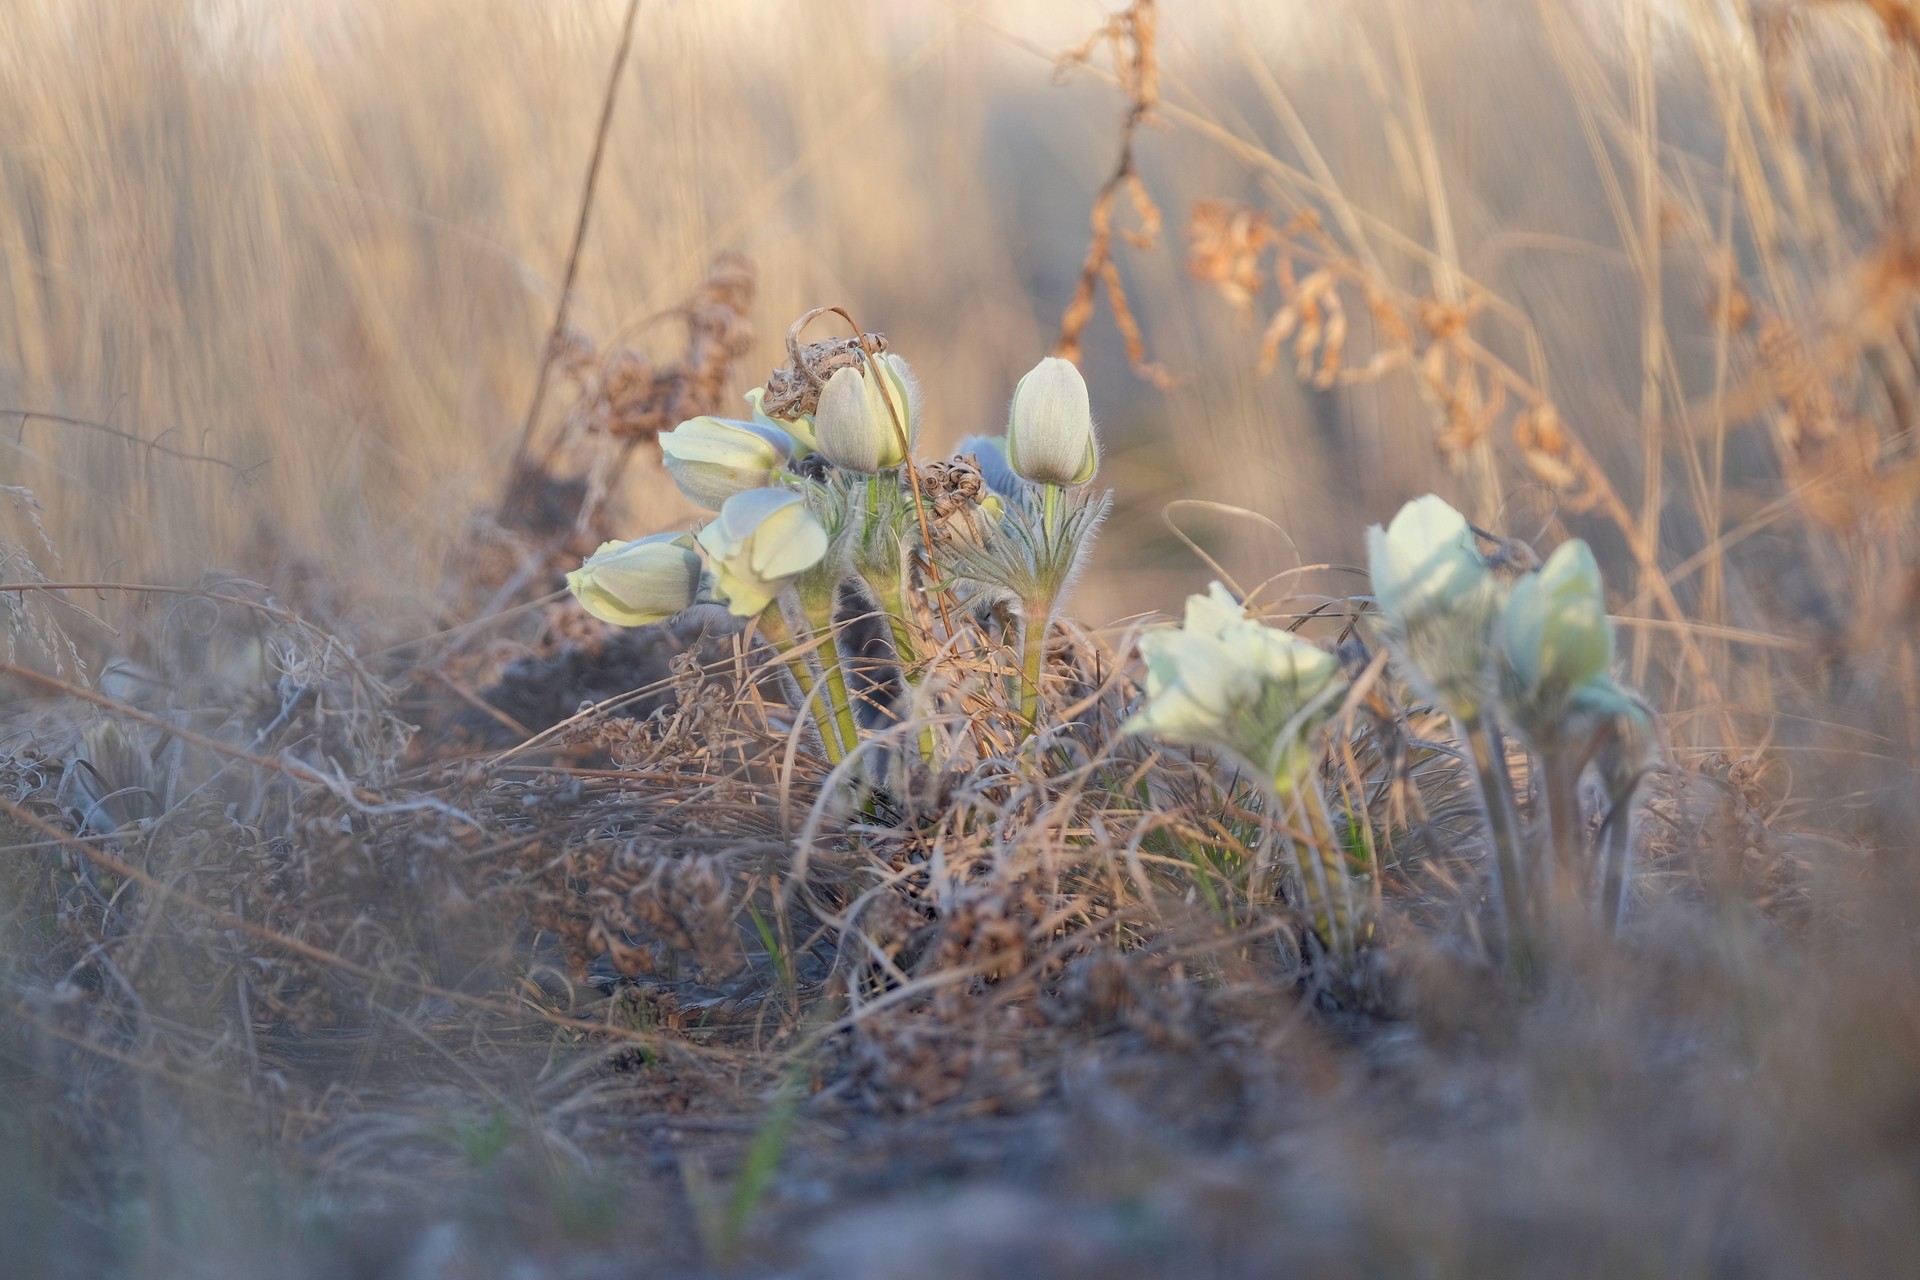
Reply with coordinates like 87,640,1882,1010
7,0,1920,779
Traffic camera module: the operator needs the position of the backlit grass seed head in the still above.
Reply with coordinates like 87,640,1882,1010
1498,539,1613,713
1365,494,1503,718
566,533,704,627
659,415,795,509
812,354,917,474
1126,582,1346,792
1007,356,1098,486
745,386,818,457
696,487,828,617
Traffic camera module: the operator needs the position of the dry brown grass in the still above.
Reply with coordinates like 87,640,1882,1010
6,1,1920,1277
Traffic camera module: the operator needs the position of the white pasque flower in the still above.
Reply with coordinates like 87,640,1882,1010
695,488,829,617
659,415,795,509
1126,583,1346,790
1006,356,1098,486
1497,538,1613,707
745,387,818,458
566,533,704,627
1364,494,1503,718
812,353,918,474
1366,494,1491,628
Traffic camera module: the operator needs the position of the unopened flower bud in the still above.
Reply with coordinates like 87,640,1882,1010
1007,356,1098,486
812,354,917,473
1499,539,1612,702
659,416,794,510
1364,494,1504,719
566,533,703,627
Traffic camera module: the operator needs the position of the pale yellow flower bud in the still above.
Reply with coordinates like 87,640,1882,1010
659,415,794,510
1498,539,1612,700
812,354,917,473
1364,494,1503,719
695,488,830,617
1364,494,1490,629
1006,356,1097,486
566,533,703,627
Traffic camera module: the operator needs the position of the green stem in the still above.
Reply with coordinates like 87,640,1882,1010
758,607,845,765
1543,749,1583,917
1460,714,1534,976
1017,598,1050,737
809,619,863,767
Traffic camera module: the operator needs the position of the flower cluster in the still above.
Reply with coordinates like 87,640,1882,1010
1122,493,1659,968
1366,494,1655,960
565,325,1110,772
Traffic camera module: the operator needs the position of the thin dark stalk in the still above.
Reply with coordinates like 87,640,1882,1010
1459,714,1533,974
500,0,644,510
1597,779,1643,935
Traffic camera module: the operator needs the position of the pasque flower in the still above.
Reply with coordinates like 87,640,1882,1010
812,354,918,473
1497,538,1613,725
659,415,795,509
696,488,829,617
1126,582,1345,790
1365,494,1504,719
1006,356,1098,486
566,533,703,627
745,387,818,457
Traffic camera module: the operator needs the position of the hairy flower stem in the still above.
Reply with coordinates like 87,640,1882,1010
1017,597,1051,737
1287,781,1356,958
757,606,845,765
1542,751,1583,918
1459,714,1535,975
804,605,864,767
